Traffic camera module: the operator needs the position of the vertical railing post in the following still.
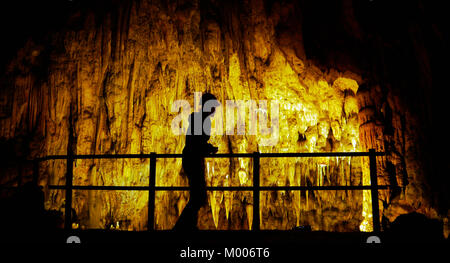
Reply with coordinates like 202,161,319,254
369,149,381,233
64,154,74,231
252,152,260,231
148,152,156,231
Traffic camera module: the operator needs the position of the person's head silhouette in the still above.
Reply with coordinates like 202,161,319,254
201,92,220,118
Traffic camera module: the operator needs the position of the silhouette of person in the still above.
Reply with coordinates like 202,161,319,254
173,92,219,231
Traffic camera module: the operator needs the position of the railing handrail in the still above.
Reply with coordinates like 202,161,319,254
32,151,385,161
6,150,387,233
46,185,390,191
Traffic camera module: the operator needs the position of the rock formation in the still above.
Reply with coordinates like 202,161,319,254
0,0,447,236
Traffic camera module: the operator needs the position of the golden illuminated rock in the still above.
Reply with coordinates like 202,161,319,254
0,0,445,235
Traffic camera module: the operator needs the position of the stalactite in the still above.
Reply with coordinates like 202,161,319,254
246,204,253,230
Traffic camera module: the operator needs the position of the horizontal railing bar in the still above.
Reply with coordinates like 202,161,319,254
46,185,391,191
259,152,384,157
258,185,390,191
34,151,385,161
48,185,152,191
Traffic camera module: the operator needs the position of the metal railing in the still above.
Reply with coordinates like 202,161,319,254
23,149,387,233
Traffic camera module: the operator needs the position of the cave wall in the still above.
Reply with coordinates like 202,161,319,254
0,0,447,234
298,0,449,230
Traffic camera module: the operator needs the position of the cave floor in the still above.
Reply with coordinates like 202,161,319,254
51,229,378,244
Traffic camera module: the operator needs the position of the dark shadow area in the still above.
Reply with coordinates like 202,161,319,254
385,212,444,243
0,182,63,242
